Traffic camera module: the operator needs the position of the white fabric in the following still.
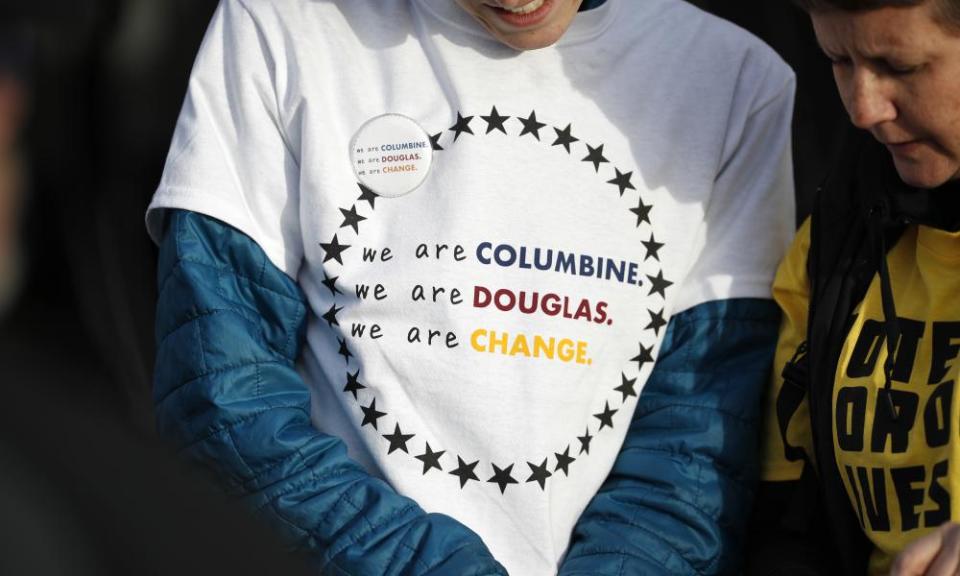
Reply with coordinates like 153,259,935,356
147,0,795,573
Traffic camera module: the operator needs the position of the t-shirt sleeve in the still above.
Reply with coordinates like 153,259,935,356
145,0,302,277
760,217,813,482
671,47,796,313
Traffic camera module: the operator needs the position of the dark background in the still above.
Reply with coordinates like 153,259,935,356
0,1,847,572
0,0,221,428
0,2,317,573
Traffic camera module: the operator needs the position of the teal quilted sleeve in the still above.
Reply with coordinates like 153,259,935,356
155,210,506,576
559,299,780,575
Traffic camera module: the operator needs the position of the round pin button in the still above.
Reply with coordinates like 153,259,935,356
349,114,434,198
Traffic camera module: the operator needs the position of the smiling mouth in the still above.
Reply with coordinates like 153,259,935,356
497,0,545,13
485,0,554,26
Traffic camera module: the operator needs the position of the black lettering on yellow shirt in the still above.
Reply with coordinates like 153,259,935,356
761,222,960,575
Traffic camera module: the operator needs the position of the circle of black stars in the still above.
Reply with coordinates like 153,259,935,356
320,106,671,495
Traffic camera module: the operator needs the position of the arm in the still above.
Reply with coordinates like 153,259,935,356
746,219,834,576
559,38,798,576
559,28,796,576
559,298,780,575
155,209,505,575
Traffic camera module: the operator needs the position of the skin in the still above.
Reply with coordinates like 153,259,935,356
890,522,960,576
454,0,584,50
811,3,960,188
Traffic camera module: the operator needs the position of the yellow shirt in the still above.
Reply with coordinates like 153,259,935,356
762,218,960,575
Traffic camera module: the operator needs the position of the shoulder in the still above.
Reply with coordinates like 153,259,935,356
613,0,794,113
233,0,412,25
695,11,796,112
632,0,791,79
225,0,416,54
224,0,313,29
693,3,793,83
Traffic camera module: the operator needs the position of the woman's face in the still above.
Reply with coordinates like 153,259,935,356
812,3,960,188
454,0,584,51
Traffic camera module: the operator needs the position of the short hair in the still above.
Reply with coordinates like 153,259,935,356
793,0,960,30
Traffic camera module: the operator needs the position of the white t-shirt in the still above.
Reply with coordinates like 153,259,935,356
147,0,795,573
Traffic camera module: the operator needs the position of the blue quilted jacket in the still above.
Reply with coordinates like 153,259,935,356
155,210,779,575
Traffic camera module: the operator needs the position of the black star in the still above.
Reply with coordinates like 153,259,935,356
577,428,594,455
481,106,510,134
646,309,667,336
518,110,546,140
552,123,579,153
449,456,480,488
320,234,350,265
554,446,576,476
360,398,386,430
429,132,444,151
415,443,445,474
614,373,638,402
607,168,636,196
631,343,655,371
383,423,415,455
526,459,553,490
449,112,474,141
357,182,378,209
321,304,342,328
582,144,609,173
321,272,342,296
593,402,618,431
339,205,367,234
647,270,674,298
642,234,665,262
487,463,519,494
337,338,353,363
630,197,652,227
343,370,366,399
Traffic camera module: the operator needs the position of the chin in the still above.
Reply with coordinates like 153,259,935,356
892,159,956,190
896,172,947,189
